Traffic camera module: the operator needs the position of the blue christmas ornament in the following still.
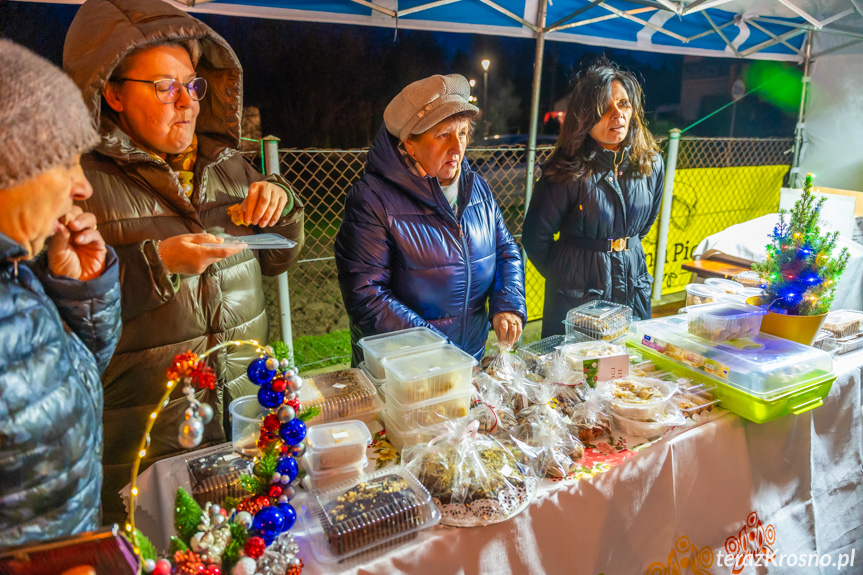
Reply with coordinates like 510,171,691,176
247,357,275,386
274,455,299,483
277,503,297,532
252,506,285,544
279,418,307,445
257,386,284,409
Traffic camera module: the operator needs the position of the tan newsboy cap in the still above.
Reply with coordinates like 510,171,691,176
384,74,479,142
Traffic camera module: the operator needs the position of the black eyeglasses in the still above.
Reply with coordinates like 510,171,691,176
115,77,208,104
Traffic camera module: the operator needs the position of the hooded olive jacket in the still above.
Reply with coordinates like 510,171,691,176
523,143,664,338
0,234,121,546
63,0,304,522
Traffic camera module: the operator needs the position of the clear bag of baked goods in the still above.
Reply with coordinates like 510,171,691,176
403,419,538,527
469,400,518,435
568,386,613,443
484,342,528,383
510,387,585,478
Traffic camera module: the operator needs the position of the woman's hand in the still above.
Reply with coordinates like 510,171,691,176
240,182,289,227
47,207,106,281
492,311,523,347
157,233,243,275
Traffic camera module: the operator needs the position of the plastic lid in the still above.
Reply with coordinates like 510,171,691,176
298,369,384,424
306,421,372,454
685,301,768,319
704,278,745,293
381,383,472,412
199,232,297,249
570,300,630,320
358,327,446,360
302,467,441,563
685,283,722,297
380,344,477,384
823,309,863,329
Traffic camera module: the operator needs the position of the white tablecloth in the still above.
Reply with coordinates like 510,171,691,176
130,351,863,574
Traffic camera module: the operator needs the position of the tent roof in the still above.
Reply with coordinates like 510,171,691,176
20,0,862,61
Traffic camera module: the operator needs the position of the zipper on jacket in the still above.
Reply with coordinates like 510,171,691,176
458,222,471,348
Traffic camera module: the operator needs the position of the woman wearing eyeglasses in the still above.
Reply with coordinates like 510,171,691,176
63,0,304,524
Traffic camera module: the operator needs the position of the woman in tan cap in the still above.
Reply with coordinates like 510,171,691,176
335,74,527,364
524,60,664,337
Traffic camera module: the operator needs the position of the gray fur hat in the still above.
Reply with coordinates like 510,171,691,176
0,40,99,189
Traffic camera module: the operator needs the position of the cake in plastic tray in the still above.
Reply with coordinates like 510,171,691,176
380,344,476,405
382,387,472,429
358,327,447,380
686,302,767,342
306,421,372,471
303,454,368,491
563,300,632,340
186,444,253,507
301,467,440,563
298,368,384,425
704,277,745,294
821,310,863,339
629,315,834,397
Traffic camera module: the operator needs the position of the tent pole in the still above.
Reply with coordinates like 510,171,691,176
790,31,813,188
651,128,680,303
524,0,548,216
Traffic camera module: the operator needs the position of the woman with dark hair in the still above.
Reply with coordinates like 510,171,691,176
523,61,664,338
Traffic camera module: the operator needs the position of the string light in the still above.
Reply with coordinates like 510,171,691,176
139,449,146,458
131,487,139,496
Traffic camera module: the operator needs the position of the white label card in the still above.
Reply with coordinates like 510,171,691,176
500,464,513,477
331,431,350,440
332,383,346,389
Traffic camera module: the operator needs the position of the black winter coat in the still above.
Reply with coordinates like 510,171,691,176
523,143,664,338
0,233,121,546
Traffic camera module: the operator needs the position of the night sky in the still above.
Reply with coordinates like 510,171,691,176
1,1,797,147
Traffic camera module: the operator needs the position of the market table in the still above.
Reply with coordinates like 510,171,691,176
129,350,863,575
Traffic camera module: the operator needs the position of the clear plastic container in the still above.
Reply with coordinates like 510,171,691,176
380,344,477,405
228,395,267,456
301,467,441,563
563,300,633,340
358,361,386,393
358,327,447,380
603,376,678,420
686,302,767,342
734,270,764,288
379,410,448,452
200,232,297,249
704,277,745,294
671,383,721,418
298,368,384,426
684,283,723,307
821,309,863,339
306,421,372,471
515,333,592,363
382,387,472,428
612,405,686,439
833,333,863,355
303,454,367,491
627,315,835,423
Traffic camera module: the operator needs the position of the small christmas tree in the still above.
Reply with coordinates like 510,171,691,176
753,173,850,316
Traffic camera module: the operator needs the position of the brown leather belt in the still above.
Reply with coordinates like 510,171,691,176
563,236,640,253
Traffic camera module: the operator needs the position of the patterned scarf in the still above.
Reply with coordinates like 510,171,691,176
161,135,198,198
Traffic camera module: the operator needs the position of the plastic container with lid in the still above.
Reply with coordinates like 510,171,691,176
686,302,767,342
612,405,686,440
305,420,372,471
380,344,477,405
358,361,386,393
704,277,745,294
734,270,765,288
382,387,472,429
684,283,723,307
626,315,836,423
378,409,449,452
821,309,863,339
358,327,447,380
671,383,721,419
603,376,678,420
303,454,368,491
301,466,441,563
298,368,384,427
563,300,633,340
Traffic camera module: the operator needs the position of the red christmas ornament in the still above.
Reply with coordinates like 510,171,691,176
152,559,172,575
285,558,304,575
253,495,271,509
173,549,205,575
204,565,221,575
270,377,288,392
263,414,281,432
244,536,266,559
236,496,268,515
286,398,300,411
269,484,283,499
280,443,290,456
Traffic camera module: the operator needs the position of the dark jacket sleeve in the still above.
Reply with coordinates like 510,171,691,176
640,156,666,239
522,177,571,278
30,247,122,373
334,183,447,339
242,161,306,276
487,196,527,324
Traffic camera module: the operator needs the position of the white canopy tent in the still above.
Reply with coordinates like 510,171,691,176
18,0,863,296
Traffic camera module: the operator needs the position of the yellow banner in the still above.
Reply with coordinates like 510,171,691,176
525,165,788,321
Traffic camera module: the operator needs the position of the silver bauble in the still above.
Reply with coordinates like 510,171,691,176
212,513,225,526
265,357,278,371
282,485,297,501
235,511,253,529
264,345,275,356
278,495,288,504
286,375,303,392
178,419,204,448
271,472,282,483
279,358,291,370
276,405,295,423
290,442,306,458
198,403,215,425
143,559,156,573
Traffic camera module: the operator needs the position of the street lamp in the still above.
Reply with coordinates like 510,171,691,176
481,59,490,136
469,78,476,89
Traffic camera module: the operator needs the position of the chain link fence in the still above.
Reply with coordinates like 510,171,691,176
253,136,793,341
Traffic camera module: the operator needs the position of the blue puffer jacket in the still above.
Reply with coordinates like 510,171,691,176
0,233,121,547
335,125,527,363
